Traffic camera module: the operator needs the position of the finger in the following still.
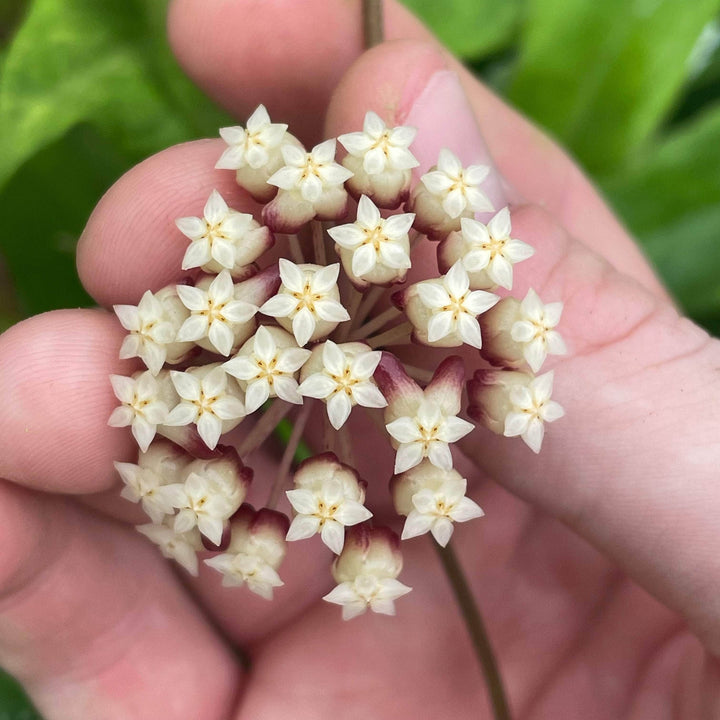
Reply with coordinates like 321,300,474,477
0,482,239,720
323,42,720,655
0,309,137,493
167,0,666,296
0,311,344,645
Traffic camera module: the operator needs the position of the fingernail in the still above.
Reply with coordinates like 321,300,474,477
400,69,509,219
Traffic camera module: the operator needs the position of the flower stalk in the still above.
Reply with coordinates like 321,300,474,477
435,542,511,720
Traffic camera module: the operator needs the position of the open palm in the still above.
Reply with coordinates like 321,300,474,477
0,1,718,718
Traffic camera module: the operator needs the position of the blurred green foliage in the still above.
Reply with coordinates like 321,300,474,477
0,0,719,712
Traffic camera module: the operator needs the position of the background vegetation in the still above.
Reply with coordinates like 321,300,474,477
0,0,718,714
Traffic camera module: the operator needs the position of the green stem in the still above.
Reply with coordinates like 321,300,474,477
435,542,512,720
362,0,384,48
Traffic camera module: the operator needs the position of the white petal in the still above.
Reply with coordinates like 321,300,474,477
132,418,157,453
113,304,141,332
363,146,386,175
351,244,377,277
322,340,346,375
292,307,316,346
164,402,198,426
175,216,206,240
110,374,136,404
286,488,318,514
522,417,545,453
212,395,245,420
273,376,303,404
311,263,340,293
427,311,456,343
197,412,223,450
349,350,382,380
222,355,259,381
382,212,415,238
504,411,530,437
439,416,474,443
532,371,555,402
298,373,337,399
208,321,235,356
488,207,512,238
300,173,323,203
260,293,298,318
430,517,455,547
275,347,312,373
338,131,373,155
524,338,548,373
421,170,454,195
222,300,258,324
504,238,535,263
278,258,305,293
267,165,303,190
170,371,201,401
464,186,494,213
449,497,485,523
442,188,467,219
211,239,237,270
445,261,470,297
327,223,365,249
464,164,490,186
176,314,209,343
176,284,208,312
286,513,321,541
378,241,410,269
312,138,337,163
427,441,453,470
204,190,229,226
320,519,346,555
401,510,434,540
511,320,536,343
351,382,387,408
327,392,353,430
201,367,228,398
356,195,381,227
394,442,425,473
314,299,350,323
546,331,567,356
244,379,271,414
385,417,422,443
488,254,514,290
198,515,225,546
541,400,565,423
417,282,450,308
363,111,386,138
335,500,372,526
457,313,484,349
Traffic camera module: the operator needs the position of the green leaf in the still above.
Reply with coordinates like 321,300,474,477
509,0,720,174
0,0,231,192
603,104,720,331
0,669,41,719
401,0,522,59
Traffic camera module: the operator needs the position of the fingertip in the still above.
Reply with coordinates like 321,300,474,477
0,309,137,494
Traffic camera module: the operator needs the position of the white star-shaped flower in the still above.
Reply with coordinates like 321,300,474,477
323,574,412,620
260,260,350,346
205,551,284,599
414,262,499,348
114,289,188,375
327,195,413,283
510,289,567,372
385,398,474,474
136,522,202,576
171,471,237,546
338,111,419,175
456,209,535,290
286,457,373,554
216,105,288,170
108,371,168,452
503,371,565,453
267,139,353,203
176,190,268,274
175,271,258,357
164,366,246,450
298,340,387,429
400,472,484,547
420,149,493,218
222,325,311,414
114,460,185,524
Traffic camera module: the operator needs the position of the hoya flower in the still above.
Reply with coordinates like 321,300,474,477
222,325,311,414
204,504,289,600
298,340,386,429
108,371,169,452
338,111,419,208
263,140,353,232
391,461,484,547
480,289,566,372
137,521,203,576
286,453,372,554
115,441,190,523
176,190,273,277
408,149,493,240
395,261,499,349
503,371,565,452
260,260,350,346
176,270,259,357
467,369,564,453
171,470,238,546
114,288,193,375
164,365,246,450
323,525,411,620
216,104,302,202
438,209,534,290
376,355,474,474
327,195,413,288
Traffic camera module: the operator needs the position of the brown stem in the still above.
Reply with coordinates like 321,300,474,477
352,305,402,339
435,542,512,720
362,0,384,48
236,401,292,458
354,285,386,327
336,286,364,342
311,220,326,266
287,234,305,264
267,401,313,509
365,321,413,349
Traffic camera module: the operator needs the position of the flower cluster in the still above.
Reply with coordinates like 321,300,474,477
109,105,565,618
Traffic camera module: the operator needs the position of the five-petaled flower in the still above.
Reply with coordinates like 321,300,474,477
176,270,259,357
164,365,246,450
223,325,311,413
298,340,386,429
260,260,350,346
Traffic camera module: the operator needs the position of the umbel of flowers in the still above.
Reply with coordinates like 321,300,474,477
108,105,566,619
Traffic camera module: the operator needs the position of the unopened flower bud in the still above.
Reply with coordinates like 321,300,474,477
204,504,289,599
323,525,411,620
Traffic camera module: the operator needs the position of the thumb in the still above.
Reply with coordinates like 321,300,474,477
324,40,720,653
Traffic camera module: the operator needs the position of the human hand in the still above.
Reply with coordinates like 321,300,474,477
0,1,718,718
